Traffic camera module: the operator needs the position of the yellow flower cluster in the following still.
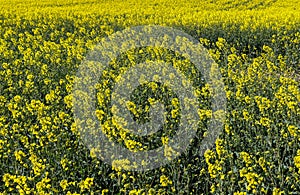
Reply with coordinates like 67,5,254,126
1,0,300,194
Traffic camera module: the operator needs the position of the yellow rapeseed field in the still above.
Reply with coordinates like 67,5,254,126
0,0,299,194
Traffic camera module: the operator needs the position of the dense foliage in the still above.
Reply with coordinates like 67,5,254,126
0,0,299,194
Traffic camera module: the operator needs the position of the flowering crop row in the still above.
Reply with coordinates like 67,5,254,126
0,0,299,194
